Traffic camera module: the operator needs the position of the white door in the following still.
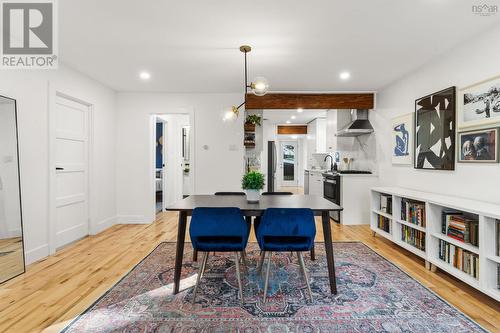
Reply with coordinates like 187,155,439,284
53,94,89,249
279,141,298,186
161,121,168,211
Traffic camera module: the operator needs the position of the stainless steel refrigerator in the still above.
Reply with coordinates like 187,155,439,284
267,141,277,192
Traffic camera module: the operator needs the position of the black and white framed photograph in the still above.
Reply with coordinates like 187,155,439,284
458,128,498,163
458,75,500,129
415,86,456,170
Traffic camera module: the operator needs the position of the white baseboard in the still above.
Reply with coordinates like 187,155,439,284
91,215,117,234
116,215,152,224
25,243,49,265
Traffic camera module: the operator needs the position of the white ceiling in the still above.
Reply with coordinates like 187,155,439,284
59,0,500,92
263,109,326,125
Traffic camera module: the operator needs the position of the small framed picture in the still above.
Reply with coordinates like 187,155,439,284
458,128,498,163
391,113,413,165
458,75,500,129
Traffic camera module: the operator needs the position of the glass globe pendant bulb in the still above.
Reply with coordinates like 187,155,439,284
222,106,239,122
251,76,269,96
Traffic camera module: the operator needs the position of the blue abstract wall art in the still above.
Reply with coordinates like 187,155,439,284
391,113,413,165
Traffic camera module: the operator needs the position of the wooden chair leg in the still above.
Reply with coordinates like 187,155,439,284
310,245,315,261
192,252,209,304
192,249,198,262
297,252,313,303
234,252,244,305
257,251,266,274
263,252,272,303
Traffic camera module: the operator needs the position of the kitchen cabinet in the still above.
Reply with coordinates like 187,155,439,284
307,118,326,154
308,171,323,196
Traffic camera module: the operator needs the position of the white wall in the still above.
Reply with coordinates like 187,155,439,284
116,93,244,224
374,24,500,204
0,64,117,263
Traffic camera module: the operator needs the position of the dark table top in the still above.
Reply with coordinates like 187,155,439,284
166,194,343,214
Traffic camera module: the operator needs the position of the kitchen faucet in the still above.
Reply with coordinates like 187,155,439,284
324,155,334,172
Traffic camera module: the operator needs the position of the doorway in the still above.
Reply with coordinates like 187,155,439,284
279,141,298,186
49,92,91,251
153,114,192,214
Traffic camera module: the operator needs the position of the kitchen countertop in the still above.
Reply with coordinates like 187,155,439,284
322,171,378,178
339,173,378,178
305,169,328,173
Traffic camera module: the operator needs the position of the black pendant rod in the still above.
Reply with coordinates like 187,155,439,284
244,50,248,107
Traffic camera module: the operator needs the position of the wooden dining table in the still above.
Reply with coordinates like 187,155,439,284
166,194,343,295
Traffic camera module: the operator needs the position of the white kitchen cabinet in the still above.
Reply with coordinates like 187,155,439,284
307,118,327,169
307,118,326,154
308,171,324,196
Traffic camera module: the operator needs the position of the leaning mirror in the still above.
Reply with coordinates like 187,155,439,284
0,95,25,283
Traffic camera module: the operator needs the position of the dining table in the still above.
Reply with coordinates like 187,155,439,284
166,194,343,295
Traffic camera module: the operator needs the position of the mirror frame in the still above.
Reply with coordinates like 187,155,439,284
0,94,26,284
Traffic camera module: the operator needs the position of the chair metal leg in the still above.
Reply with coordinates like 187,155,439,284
240,250,248,268
263,251,272,303
192,251,209,304
297,252,313,303
234,252,244,305
257,250,266,274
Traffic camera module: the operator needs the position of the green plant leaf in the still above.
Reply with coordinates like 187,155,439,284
241,171,265,190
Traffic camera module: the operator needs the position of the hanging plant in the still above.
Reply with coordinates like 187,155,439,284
245,114,262,126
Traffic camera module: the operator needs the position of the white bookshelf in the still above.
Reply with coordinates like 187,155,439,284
371,186,500,302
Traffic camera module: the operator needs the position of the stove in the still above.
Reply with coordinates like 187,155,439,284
338,170,372,174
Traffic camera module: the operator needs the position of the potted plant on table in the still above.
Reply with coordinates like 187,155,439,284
241,171,265,203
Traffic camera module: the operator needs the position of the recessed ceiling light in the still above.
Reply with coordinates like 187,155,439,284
291,115,297,120
297,108,303,113
139,71,151,80
339,71,351,80
286,120,291,124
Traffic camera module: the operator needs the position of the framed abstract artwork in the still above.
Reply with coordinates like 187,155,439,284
391,113,413,165
458,75,500,129
414,86,456,170
458,128,498,163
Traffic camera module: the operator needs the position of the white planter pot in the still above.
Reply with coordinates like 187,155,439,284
245,189,261,203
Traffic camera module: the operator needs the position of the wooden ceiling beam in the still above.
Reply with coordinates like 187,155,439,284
277,125,308,135
245,93,374,110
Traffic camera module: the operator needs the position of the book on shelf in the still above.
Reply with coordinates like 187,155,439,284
441,209,462,234
401,198,425,227
401,224,425,251
377,215,390,233
380,194,392,215
441,212,479,247
438,239,479,279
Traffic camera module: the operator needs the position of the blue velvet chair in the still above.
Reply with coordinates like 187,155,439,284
189,207,250,304
255,208,316,302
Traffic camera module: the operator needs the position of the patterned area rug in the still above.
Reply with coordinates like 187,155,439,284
62,242,486,333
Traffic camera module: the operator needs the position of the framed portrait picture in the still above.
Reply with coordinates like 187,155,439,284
458,128,498,163
415,86,456,170
391,113,413,165
458,75,500,129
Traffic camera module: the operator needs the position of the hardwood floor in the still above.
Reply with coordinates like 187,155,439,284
0,212,498,333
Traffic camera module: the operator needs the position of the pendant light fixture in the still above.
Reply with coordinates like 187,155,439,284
223,45,269,121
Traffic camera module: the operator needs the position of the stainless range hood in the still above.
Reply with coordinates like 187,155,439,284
335,109,374,137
